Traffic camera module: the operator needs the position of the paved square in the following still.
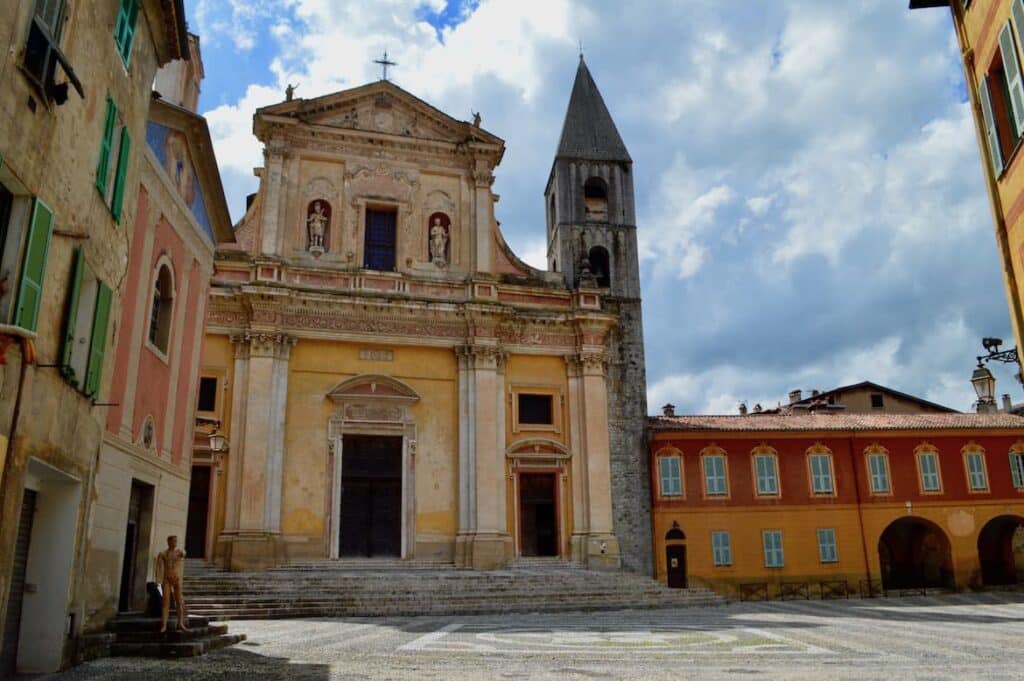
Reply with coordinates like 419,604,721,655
50,593,1024,680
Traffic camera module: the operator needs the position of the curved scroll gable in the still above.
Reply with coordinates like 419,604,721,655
328,374,421,403
506,437,572,459
492,222,563,287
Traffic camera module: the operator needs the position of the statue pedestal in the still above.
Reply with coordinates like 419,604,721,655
308,245,324,258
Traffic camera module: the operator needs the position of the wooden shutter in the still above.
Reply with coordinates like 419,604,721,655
14,198,54,330
1000,22,1024,136
60,246,85,379
115,0,140,66
84,281,112,398
980,75,1005,174
96,97,117,195
110,127,131,222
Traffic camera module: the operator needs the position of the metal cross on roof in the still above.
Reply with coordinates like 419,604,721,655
374,50,397,81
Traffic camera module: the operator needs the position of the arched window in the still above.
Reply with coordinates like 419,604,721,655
588,246,610,288
148,264,173,354
584,177,608,221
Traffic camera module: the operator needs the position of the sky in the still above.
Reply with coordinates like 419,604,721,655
186,0,1019,415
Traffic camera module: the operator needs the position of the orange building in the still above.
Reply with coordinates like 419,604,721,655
650,411,1024,597
910,0,1024,379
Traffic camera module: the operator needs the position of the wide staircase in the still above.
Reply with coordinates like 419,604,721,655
182,558,724,620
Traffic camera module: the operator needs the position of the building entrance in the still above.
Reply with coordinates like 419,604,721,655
1,490,36,676
119,481,154,611
978,515,1024,586
878,516,954,590
339,435,402,557
186,466,211,558
518,473,558,557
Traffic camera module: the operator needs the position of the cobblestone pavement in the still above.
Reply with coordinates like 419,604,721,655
46,593,1024,680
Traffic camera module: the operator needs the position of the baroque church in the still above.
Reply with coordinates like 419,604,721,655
189,58,652,574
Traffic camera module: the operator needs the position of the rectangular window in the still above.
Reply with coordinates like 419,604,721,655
809,454,834,494
96,96,132,221
870,393,884,409
1010,452,1024,489
918,451,941,492
364,208,397,270
14,198,54,331
868,453,890,494
966,452,988,491
518,393,553,425
23,0,66,87
197,376,218,413
982,28,1024,175
703,454,727,496
711,531,732,567
114,0,140,66
754,454,778,496
60,246,112,397
659,457,682,497
817,528,838,564
762,530,784,568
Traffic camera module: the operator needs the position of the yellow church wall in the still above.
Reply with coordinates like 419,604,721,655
278,340,459,557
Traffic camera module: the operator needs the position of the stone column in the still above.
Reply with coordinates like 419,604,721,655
220,333,295,571
471,161,494,272
577,350,622,570
455,343,510,568
565,355,590,563
259,140,287,257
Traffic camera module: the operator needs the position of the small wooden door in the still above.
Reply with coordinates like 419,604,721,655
666,545,687,588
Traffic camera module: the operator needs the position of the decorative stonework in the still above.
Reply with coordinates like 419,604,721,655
455,344,508,370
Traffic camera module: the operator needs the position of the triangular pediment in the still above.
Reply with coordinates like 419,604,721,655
258,80,503,146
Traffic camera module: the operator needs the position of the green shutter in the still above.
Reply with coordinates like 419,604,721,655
96,97,117,196
114,0,140,66
60,247,85,381
111,127,131,222
999,22,1024,137
980,75,1005,175
14,198,54,331
84,281,112,398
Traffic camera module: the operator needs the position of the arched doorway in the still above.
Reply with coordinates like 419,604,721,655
878,517,954,590
978,515,1024,586
665,523,687,589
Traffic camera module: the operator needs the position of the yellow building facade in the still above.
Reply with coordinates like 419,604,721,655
912,0,1024,376
190,69,643,572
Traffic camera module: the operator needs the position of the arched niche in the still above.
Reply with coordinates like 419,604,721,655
306,199,332,256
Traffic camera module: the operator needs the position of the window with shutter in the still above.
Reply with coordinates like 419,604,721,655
1010,451,1024,489
110,127,131,222
659,456,682,497
60,247,85,381
762,530,784,568
817,528,838,563
14,198,54,331
84,282,112,398
809,453,833,494
981,75,1005,175
917,451,941,492
711,531,731,566
703,454,727,496
754,453,778,496
965,451,988,491
96,97,117,196
868,453,891,493
114,0,140,66
999,22,1024,136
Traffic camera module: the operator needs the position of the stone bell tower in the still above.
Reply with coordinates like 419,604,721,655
546,57,651,574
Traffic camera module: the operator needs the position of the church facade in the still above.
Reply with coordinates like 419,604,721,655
191,60,650,572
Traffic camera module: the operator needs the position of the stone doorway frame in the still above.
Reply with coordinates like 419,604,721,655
327,375,419,560
507,438,571,559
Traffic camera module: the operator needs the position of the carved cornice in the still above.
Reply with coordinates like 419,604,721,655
230,332,297,359
566,351,607,377
456,343,508,370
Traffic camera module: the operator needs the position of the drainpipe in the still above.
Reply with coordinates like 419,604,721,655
848,433,873,590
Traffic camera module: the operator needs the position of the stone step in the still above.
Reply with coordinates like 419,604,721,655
106,614,211,632
112,623,229,643
110,634,246,658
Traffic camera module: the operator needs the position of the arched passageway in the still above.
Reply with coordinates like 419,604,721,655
978,515,1024,586
878,517,954,590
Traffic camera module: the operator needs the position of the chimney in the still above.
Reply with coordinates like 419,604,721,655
1003,394,1013,412
753,403,763,413
788,389,802,404
738,402,748,416
661,403,676,417
811,389,820,397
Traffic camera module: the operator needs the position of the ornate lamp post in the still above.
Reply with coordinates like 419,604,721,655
971,338,1021,413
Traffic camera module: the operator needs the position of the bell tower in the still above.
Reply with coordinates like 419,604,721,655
546,57,651,574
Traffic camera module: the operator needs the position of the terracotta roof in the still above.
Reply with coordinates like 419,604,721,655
648,413,1024,432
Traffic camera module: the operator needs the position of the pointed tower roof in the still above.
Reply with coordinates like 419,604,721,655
555,57,631,163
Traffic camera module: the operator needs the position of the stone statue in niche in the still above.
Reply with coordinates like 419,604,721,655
306,200,330,256
428,212,450,266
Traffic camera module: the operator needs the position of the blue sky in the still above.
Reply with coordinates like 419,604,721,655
186,0,1017,414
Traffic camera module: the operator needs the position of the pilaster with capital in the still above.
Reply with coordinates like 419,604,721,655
260,138,289,256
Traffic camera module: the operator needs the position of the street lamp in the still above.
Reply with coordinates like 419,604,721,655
971,363,997,412
209,431,229,453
